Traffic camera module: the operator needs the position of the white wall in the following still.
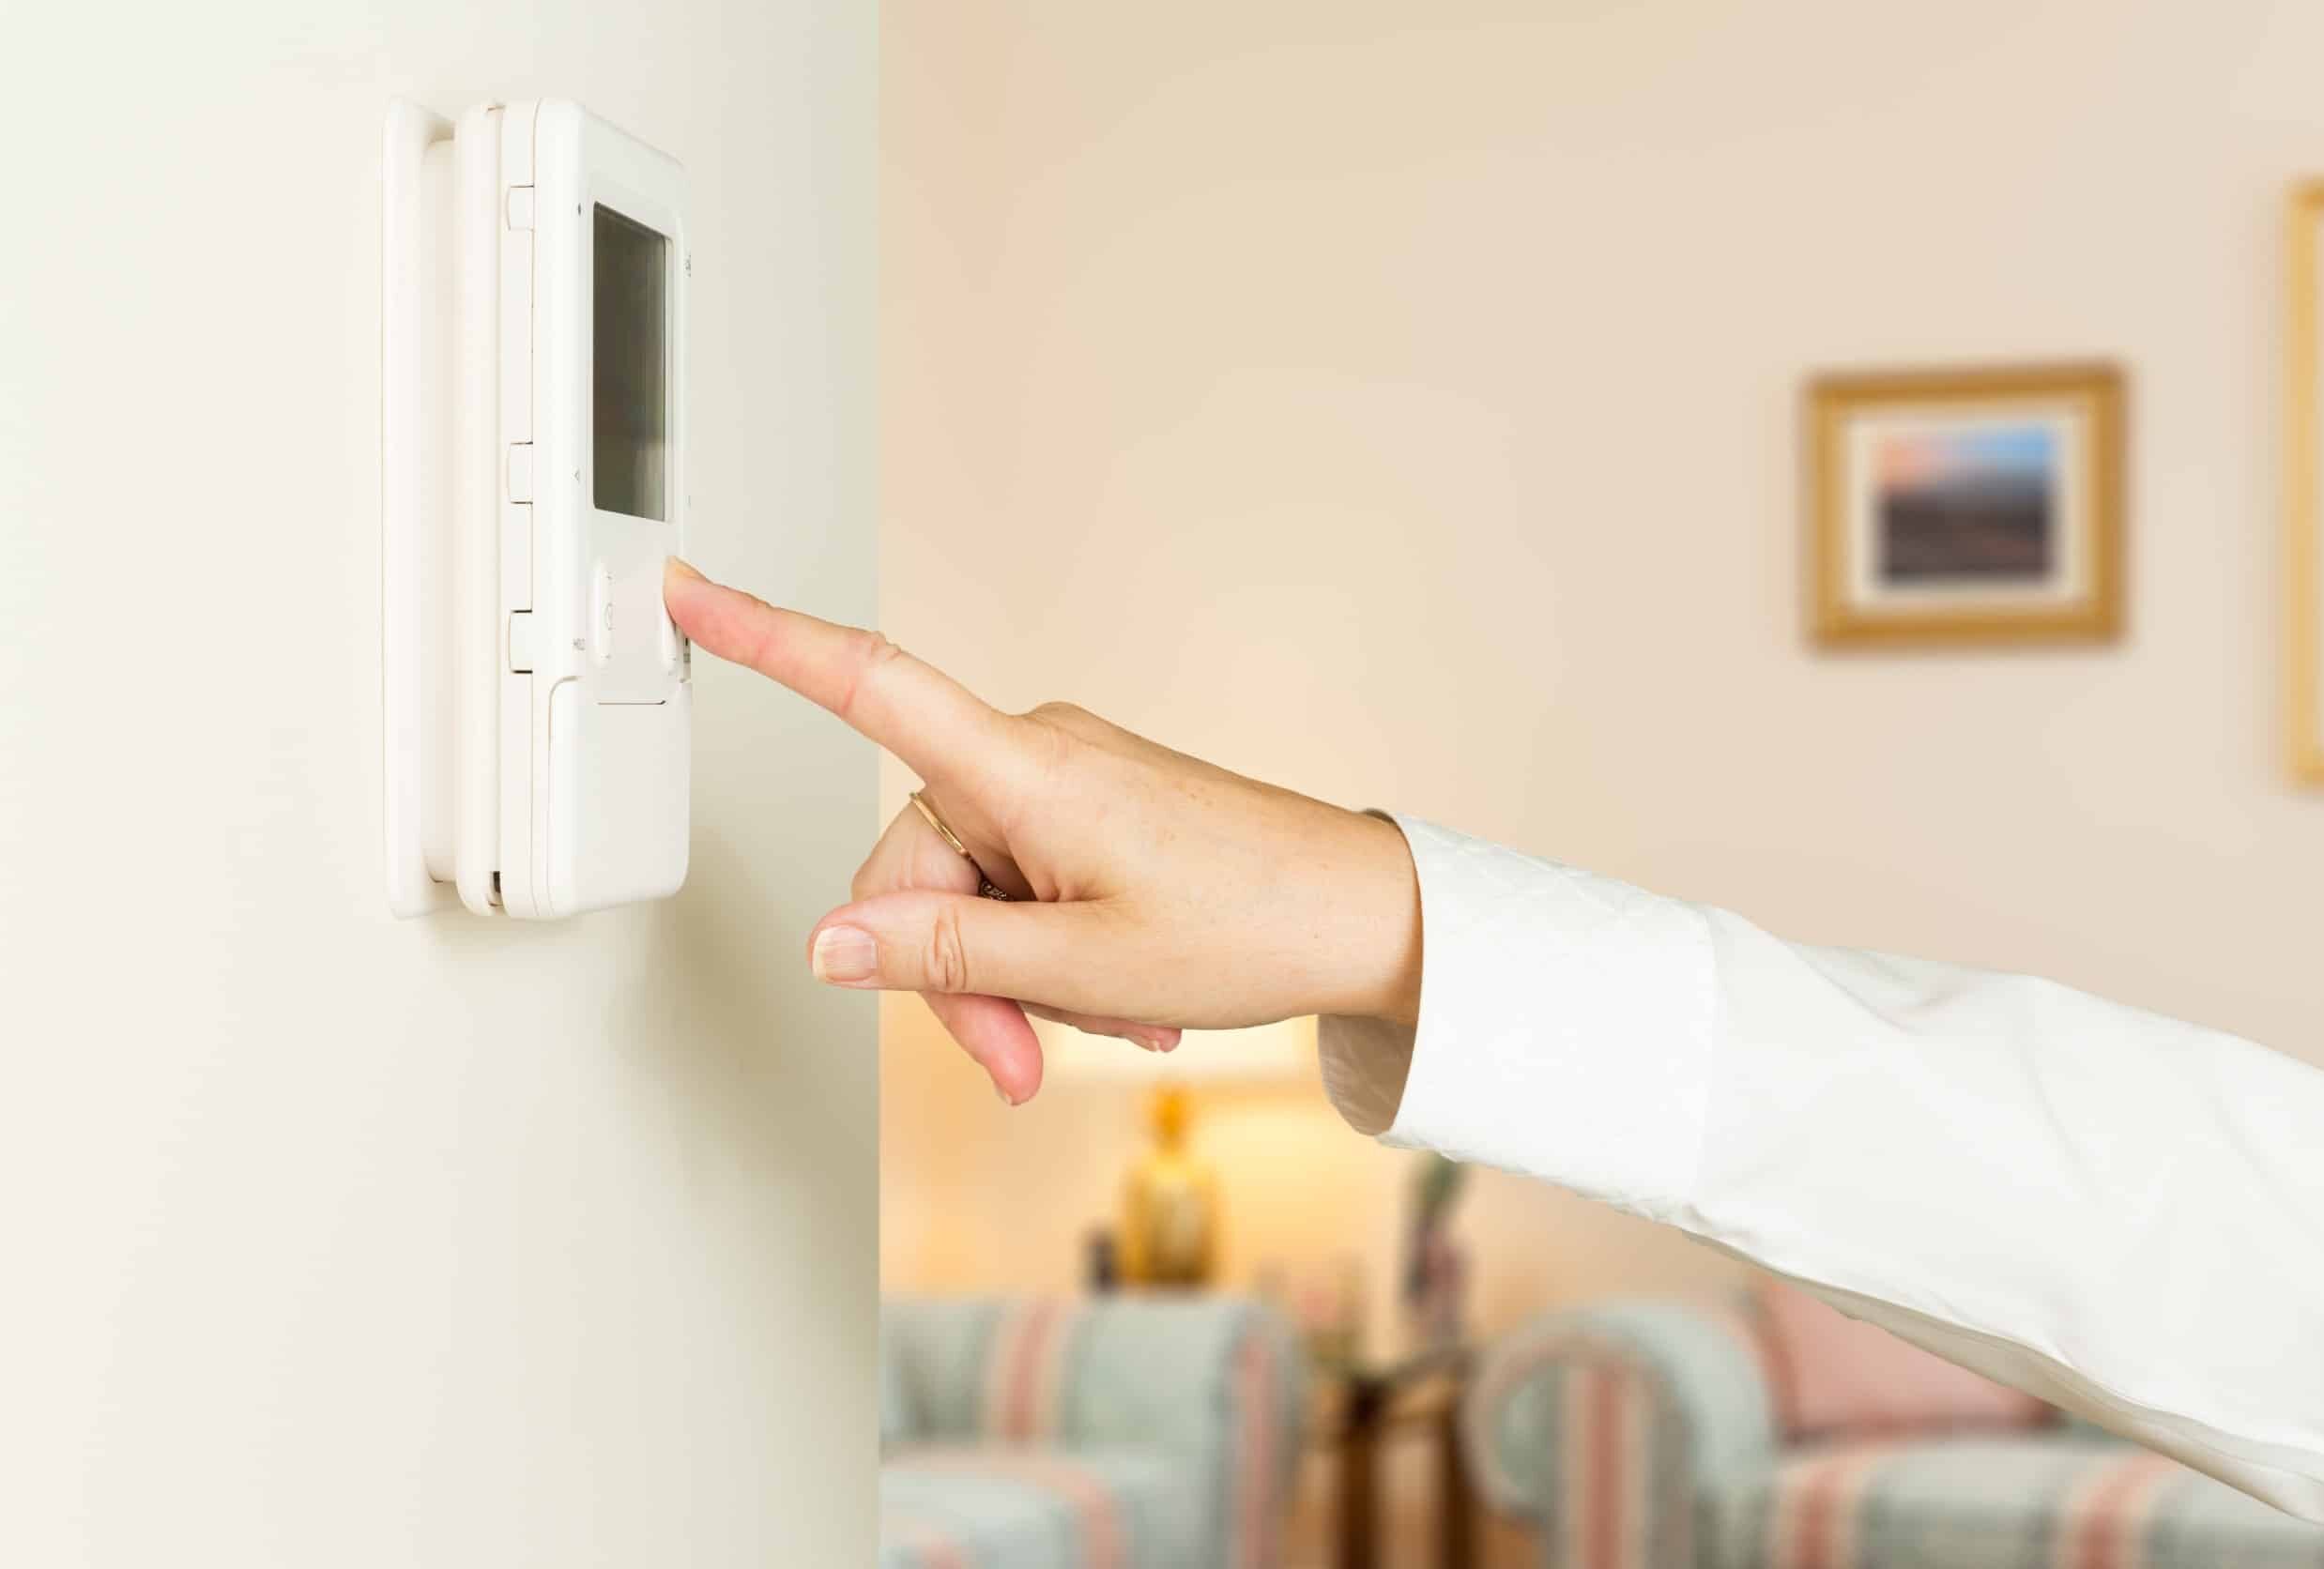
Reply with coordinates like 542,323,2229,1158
882,0,2324,1332
0,3,875,1562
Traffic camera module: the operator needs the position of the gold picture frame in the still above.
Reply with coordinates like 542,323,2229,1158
2284,182,2324,784
1808,362,2125,648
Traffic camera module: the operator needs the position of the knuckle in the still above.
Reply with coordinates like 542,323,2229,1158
839,631,908,718
925,904,974,995
1018,702,1092,781
1019,717,1076,794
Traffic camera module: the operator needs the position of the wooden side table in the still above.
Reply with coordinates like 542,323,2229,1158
1313,1343,1476,1569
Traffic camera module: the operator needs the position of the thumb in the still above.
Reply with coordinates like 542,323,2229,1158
805,891,1113,1008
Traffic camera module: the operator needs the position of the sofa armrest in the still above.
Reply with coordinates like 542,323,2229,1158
1461,1300,1778,1569
882,1296,1306,1568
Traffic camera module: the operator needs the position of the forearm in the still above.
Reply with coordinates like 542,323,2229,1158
1323,815,2324,1520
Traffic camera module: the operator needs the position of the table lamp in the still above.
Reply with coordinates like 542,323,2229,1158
1030,1014,1317,1289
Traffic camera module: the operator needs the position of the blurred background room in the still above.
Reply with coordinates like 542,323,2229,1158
874,3,2324,1565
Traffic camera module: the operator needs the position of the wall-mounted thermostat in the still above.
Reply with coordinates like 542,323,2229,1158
383,99,691,920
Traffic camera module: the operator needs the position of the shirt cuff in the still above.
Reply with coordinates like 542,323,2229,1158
1316,815,1718,1225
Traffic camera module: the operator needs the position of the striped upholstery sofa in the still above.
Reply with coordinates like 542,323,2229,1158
880,1296,1306,1569
1463,1298,2324,1569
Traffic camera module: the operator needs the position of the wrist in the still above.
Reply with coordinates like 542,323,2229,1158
1335,810,1423,1028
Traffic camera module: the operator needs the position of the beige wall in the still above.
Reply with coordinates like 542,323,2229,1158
1,4,877,1562
882,0,2324,1341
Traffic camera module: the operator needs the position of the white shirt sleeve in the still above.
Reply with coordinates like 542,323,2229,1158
1320,815,2324,1521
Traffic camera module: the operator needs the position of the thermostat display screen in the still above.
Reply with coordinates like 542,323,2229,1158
593,204,668,522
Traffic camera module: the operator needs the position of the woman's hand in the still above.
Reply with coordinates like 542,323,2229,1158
664,559,1422,1105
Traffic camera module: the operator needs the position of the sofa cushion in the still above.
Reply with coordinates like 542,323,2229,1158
883,1295,1304,1566
879,1446,1201,1569
1752,1284,2049,1440
1707,1435,2324,1569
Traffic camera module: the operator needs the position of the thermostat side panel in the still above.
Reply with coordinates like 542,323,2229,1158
451,101,506,919
493,100,542,918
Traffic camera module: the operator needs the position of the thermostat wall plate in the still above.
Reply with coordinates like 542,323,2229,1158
382,99,692,921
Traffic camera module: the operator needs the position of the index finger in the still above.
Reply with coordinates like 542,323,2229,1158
664,558,1020,787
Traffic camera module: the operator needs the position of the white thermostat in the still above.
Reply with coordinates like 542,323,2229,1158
382,99,691,920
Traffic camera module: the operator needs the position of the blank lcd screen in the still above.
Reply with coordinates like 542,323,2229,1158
593,205,668,521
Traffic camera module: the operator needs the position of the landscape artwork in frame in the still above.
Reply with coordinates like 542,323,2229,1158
2285,182,2324,784
1807,363,2124,647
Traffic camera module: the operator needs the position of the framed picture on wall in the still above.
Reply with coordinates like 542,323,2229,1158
1806,362,2125,647
2284,182,2324,784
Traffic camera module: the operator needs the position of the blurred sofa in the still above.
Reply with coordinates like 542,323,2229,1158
1462,1293,2324,1569
879,1295,1305,1569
